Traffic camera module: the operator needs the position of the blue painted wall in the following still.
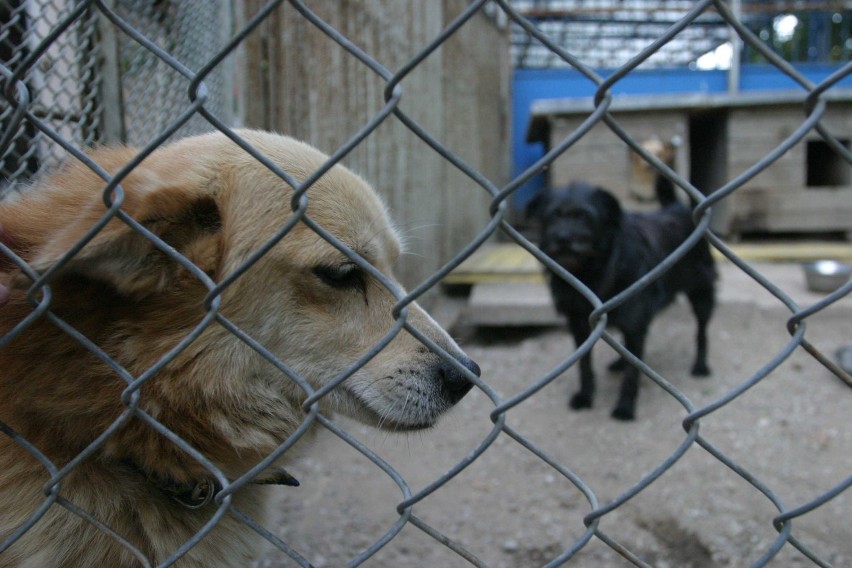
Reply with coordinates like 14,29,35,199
511,64,852,209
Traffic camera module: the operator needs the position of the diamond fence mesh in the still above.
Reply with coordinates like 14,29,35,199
0,0,102,181
0,1,850,567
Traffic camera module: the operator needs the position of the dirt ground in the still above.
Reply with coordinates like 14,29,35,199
256,262,852,568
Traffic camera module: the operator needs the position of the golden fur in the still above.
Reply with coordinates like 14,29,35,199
0,130,477,567
629,137,677,202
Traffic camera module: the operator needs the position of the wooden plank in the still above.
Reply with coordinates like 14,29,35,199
239,0,508,288
445,241,852,286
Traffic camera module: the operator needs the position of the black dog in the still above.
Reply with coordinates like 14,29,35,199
528,180,716,420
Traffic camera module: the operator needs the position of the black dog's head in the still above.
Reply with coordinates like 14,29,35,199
527,181,622,272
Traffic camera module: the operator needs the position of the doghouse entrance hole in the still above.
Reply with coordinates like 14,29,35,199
806,139,850,187
689,111,728,195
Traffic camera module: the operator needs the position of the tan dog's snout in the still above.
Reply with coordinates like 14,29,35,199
339,307,480,431
408,305,479,405
406,307,480,416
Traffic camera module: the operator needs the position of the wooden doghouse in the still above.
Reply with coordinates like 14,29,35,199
527,91,852,238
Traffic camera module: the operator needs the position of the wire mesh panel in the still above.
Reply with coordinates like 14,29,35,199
111,0,233,146
0,0,102,182
0,0,231,188
0,1,850,567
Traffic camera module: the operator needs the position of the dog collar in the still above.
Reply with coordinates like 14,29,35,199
153,474,220,510
128,462,300,510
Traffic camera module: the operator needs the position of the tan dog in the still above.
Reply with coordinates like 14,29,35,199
628,137,677,203
0,130,478,567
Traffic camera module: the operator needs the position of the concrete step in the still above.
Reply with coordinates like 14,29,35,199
466,281,560,327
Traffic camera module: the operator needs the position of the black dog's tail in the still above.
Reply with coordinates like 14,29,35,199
655,174,678,207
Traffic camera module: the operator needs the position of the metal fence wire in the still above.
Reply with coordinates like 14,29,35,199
1,1,851,567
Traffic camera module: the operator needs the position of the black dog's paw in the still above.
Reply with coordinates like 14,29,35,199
569,392,593,410
608,357,627,372
691,362,711,377
611,405,636,421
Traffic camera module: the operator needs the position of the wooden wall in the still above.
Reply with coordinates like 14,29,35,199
541,100,852,237
547,112,690,210
238,1,509,288
725,103,852,236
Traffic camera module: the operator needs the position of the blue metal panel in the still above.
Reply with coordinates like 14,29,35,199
739,63,852,91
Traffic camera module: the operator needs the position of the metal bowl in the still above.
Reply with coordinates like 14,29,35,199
803,260,852,293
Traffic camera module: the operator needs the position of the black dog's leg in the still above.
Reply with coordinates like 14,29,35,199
608,357,627,372
568,316,595,410
611,330,647,421
687,287,714,377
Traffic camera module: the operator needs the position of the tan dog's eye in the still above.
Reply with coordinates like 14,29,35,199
312,262,366,293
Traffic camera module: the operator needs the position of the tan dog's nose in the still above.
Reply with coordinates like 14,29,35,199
438,356,479,404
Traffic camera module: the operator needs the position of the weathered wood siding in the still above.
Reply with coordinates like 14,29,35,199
547,112,689,209
541,99,852,237
239,1,509,287
725,104,852,235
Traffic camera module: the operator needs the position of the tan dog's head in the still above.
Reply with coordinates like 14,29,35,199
0,130,478,476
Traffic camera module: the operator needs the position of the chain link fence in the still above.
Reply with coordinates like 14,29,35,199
1,1,850,567
0,0,102,181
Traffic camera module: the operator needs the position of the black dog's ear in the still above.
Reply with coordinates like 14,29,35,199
525,189,550,220
591,187,622,227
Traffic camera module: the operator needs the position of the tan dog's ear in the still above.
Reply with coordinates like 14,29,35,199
19,187,222,299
